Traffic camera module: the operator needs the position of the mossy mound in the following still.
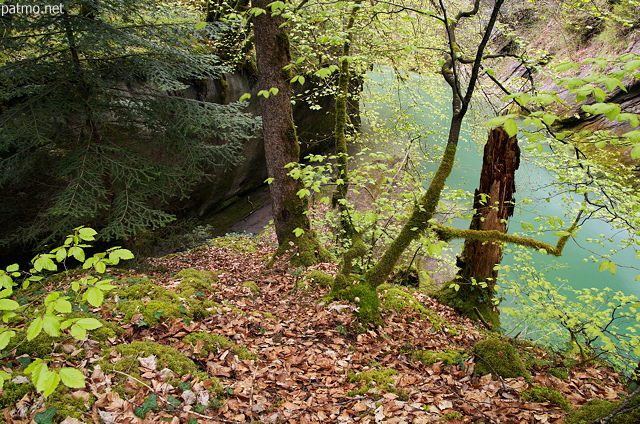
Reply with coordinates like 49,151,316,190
389,265,420,288
117,280,179,302
340,281,382,327
305,270,334,288
522,384,571,410
116,299,187,326
98,341,221,392
175,268,219,297
433,282,500,329
565,395,640,424
377,283,426,314
413,349,469,367
209,233,259,253
183,332,257,360
473,337,530,379
346,368,407,400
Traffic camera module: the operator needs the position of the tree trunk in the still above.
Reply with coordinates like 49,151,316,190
442,126,520,327
253,0,327,266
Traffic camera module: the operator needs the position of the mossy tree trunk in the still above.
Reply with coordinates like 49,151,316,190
253,0,327,266
439,126,520,327
362,0,505,288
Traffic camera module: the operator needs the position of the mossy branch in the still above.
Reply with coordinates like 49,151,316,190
433,209,583,257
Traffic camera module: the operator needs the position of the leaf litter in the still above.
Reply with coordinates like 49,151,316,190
2,232,629,423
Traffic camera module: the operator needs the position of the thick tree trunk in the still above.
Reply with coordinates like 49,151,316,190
253,0,327,265
441,126,520,327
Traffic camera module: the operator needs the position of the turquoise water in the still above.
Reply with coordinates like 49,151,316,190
361,68,640,302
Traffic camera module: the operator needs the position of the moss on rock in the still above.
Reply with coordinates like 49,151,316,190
377,283,426,314
116,299,187,326
117,280,179,302
305,270,334,288
473,337,530,380
340,281,382,327
522,384,571,410
175,268,219,297
241,281,260,294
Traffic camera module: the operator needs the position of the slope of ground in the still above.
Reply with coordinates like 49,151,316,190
1,232,630,424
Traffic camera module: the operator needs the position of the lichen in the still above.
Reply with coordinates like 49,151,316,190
182,332,257,360
473,337,530,380
522,384,570,410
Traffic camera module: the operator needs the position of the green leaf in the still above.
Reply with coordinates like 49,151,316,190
53,299,72,313
623,59,640,72
27,317,44,340
293,228,305,237
6,264,19,273
40,369,60,397
94,260,106,273
269,87,279,96
555,61,579,72
504,119,518,137
554,231,571,237
69,246,84,262
59,368,85,388
0,370,11,390
631,144,640,160
239,93,251,102
78,227,97,241
76,318,103,330
485,115,510,127
84,287,104,307
542,113,557,126
0,299,19,310
194,22,206,30
42,315,62,337
34,407,57,424
70,325,86,341
0,330,16,350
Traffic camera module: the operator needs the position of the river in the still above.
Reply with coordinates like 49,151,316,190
361,68,640,339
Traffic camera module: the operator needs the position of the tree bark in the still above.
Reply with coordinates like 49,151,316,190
253,0,327,265
454,126,520,322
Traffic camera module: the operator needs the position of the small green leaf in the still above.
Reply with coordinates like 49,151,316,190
0,299,19,310
34,407,57,424
0,330,16,350
59,368,85,388
554,231,571,237
76,317,103,330
84,287,104,307
194,22,207,30
239,93,251,101
69,246,85,262
485,115,510,127
504,118,518,137
27,317,44,340
293,228,305,237
78,227,97,241
70,325,86,340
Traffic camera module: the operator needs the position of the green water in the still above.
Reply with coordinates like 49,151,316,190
362,68,640,303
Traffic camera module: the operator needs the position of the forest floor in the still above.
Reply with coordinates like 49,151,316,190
2,232,630,424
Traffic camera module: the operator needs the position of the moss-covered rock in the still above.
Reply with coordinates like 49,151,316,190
305,270,334,288
473,337,530,379
183,332,257,360
565,395,640,424
209,233,259,253
340,281,382,327
117,280,179,302
116,299,187,326
175,268,219,297
522,384,571,410
413,349,469,367
346,368,408,400
97,341,221,392
377,283,426,314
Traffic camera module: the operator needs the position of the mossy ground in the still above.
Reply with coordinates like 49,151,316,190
413,349,469,367
473,337,531,380
346,368,408,400
565,395,640,424
183,332,257,360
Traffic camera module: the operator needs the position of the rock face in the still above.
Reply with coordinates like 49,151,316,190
178,69,350,221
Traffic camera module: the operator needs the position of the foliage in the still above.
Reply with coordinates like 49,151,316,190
565,395,640,424
0,0,260,246
0,227,132,396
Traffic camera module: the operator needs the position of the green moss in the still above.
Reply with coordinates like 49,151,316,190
433,282,500,329
115,299,187,326
305,270,333,288
8,332,59,358
377,283,426,314
565,395,640,424
274,229,332,268
176,268,219,297
242,281,260,294
522,385,570,410
182,332,257,360
98,341,222,393
440,411,463,421
413,349,468,367
473,337,530,380
184,298,220,321
346,368,407,400
209,234,259,253
49,388,96,421
341,281,382,327
0,380,35,410
117,280,179,302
